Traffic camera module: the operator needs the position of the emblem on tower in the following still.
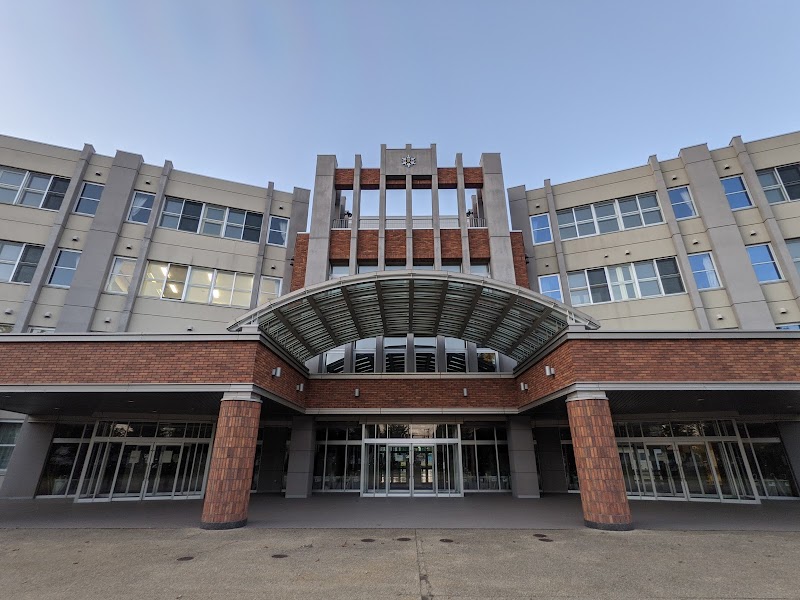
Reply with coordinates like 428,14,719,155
401,155,416,168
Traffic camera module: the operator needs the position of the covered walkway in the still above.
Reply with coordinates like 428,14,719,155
2,494,800,531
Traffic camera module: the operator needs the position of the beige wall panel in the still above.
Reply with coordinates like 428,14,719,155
550,164,651,194
0,282,29,303
550,174,655,210
531,242,556,258
699,289,734,310
29,287,68,328
128,298,245,333
706,306,738,329
773,202,800,233
675,217,707,236
761,281,795,303
138,164,163,178
0,150,77,178
90,294,128,332
64,214,93,234
681,233,712,255
263,245,290,262
562,227,675,272
579,294,694,322
147,243,259,275
0,135,79,160
592,311,697,331
746,133,800,169
710,146,737,161
126,313,231,334
0,215,56,246
733,207,765,227
768,300,800,326
163,181,266,213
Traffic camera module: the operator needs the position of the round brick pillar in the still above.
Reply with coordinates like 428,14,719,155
201,394,262,530
566,394,633,531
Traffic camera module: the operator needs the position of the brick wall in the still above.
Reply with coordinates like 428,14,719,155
361,169,380,189
412,229,434,262
290,234,308,292
437,168,457,189
463,167,484,188
468,229,491,261
329,230,350,262
510,231,530,288
334,169,354,190
357,230,379,261
385,230,406,262
253,344,308,407
440,229,462,260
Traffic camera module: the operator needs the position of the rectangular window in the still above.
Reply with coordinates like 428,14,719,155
787,239,800,276
140,261,253,306
721,176,752,210
0,241,44,284
777,323,800,330
538,274,563,302
444,337,466,373
268,216,289,246
323,345,345,373
211,271,253,308
329,264,349,279
48,249,81,287
747,244,781,283
414,337,436,372
357,263,379,274
441,262,461,273
354,338,376,373
159,197,204,233
477,349,498,372
74,182,104,216
556,193,662,240
0,324,12,333
128,191,155,223
224,209,263,242
470,263,490,277
568,257,684,306
258,276,282,305
0,167,68,210
667,186,696,219
28,326,55,333
105,257,137,294
758,164,800,204
530,214,552,244
384,337,406,373
0,422,23,470
688,252,721,290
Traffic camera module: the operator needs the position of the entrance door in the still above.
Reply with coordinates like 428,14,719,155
677,443,719,499
413,446,435,494
113,444,153,499
388,446,410,493
645,444,684,498
144,444,183,498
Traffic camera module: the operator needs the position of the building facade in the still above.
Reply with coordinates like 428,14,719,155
0,132,799,531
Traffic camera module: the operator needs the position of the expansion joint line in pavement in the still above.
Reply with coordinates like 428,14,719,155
415,529,433,600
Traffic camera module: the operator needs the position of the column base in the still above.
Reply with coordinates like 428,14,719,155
584,519,634,532
200,518,248,530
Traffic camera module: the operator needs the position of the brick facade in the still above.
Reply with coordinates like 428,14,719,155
385,230,406,262
329,229,350,262
468,229,491,261
357,230,379,261
412,229,434,261
334,169,354,190
440,229,462,260
290,234,308,292
200,398,262,529
510,231,529,288
567,398,633,530
437,168,457,189
334,167,482,190
463,167,484,188
360,168,380,189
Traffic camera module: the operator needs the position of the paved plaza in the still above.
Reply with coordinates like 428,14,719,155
1,496,800,599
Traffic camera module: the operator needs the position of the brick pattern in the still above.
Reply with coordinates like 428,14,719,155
360,169,380,189
385,230,406,262
437,168,457,189
440,229,463,260
411,177,432,189
468,229,491,261
412,229,434,261
290,234,309,292
510,231,530,288
201,399,262,528
357,230,379,261
386,177,405,190
307,377,518,410
329,230,350,262
253,344,308,407
463,167,484,188
334,169,354,190
567,398,633,529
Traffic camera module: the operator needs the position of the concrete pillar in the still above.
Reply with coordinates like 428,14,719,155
431,144,442,270
249,182,274,308
506,416,539,498
348,155,362,275
201,393,262,530
0,419,55,498
256,427,290,493
455,154,471,272
533,426,569,493
305,155,338,286
778,422,800,489
544,180,571,306
507,184,539,288
282,186,311,290
566,392,633,531
480,153,516,284
284,416,315,498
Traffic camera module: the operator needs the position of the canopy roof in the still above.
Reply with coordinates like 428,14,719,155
228,271,599,364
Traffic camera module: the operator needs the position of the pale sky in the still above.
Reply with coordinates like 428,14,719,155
3,1,800,200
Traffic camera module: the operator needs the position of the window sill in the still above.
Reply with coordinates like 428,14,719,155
1,203,59,213
758,279,786,285
0,281,31,286
266,242,288,248
155,225,261,244
572,291,688,307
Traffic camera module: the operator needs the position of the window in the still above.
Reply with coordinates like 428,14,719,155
128,191,155,224
0,324,11,333
384,262,406,271
441,262,461,273
354,338,376,373
105,257,137,294
28,326,54,333
357,263,379,274
568,258,684,306
538,274,563,302
757,164,800,204
0,422,23,470
721,176,752,210
747,244,781,283
75,182,104,215
777,323,800,330
323,345,346,373
0,167,69,211
530,214,552,244
414,337,436,372
0,241,44,284
688,252,721,290
384,337,406,373
412,262,434,270
140,261,253,307
219,207,263,242
160,197,203,232
268,216,289,246
477,349,498,372
48,249,81,287
470,263,490,277
258,276,282,305
556,192,663,240
445,337,466,373
787,239,800,275
329,264,349,279
667,187,696,219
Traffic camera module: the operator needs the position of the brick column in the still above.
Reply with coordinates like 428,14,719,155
566,392,633,531
201,392,262,530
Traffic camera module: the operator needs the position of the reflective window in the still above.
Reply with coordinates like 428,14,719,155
557,192,663,240
48,249,81,287
323,345,345,373
75,182,104,216
0,167,69,211
470,263,490,277
721,176,752,210
258,276,282,304
786,239,800,276
140,261,253,306
568,258,684,306
461,426,510,491
688,252,721,289
746,244,781,283
268,216,289,246
530,214,552,244
0,422,22,469
329,264,349,279
757,164,800,204
384,337,406,373
667,186,696,219
105,257,137,294
0,241,44,284
127,191,155,224
354,338,376,373
445,337,466,373
476,349,498,372
414,337,436,372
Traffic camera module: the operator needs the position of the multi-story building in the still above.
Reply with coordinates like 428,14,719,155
0,132,798,531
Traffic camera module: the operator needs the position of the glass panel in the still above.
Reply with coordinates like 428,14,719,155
144,444,183,497
36,442,81,495
461,445,478,490
477,445,499,490
677,444,717,498
645,444,683,497
751,442,798,497
436,444,460,494
323,445,346,490
113,444,152,498
312,443,325,490
411,424,436,439
389,446,410,492
413,446,435,492
497,444,511,490
387,424,410,438
562,444,579,491
345,445,361,491
365,445,387,494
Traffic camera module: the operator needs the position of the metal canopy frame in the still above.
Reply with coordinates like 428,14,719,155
228,271,599,364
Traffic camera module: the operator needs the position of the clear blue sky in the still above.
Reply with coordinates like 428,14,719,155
3,1,800,198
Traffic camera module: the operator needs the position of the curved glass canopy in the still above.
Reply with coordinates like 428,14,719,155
228,271,599,364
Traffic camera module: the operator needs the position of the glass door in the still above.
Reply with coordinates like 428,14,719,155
677,443,719,499
113,444,153,499
413,445,435,494
645,444,684,498
436,444,460,496
388,445,410,493
144,444,183,498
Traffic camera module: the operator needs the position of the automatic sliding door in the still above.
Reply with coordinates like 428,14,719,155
365,444,387,494
436,444,460,495
645,444,684,498
389,446,410,493
113,444,152,499
413,446,434,494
